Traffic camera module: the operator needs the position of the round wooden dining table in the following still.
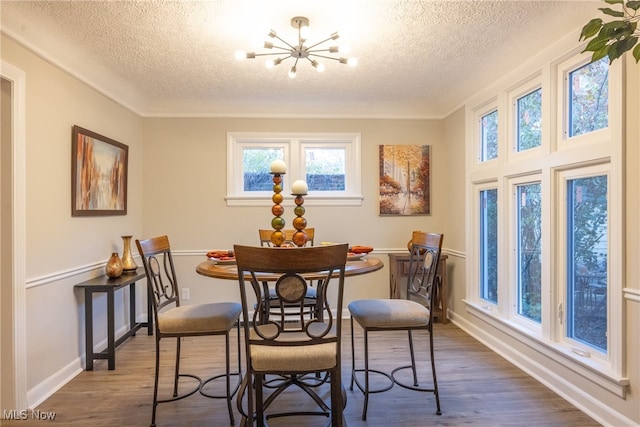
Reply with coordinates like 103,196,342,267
196,255,384,281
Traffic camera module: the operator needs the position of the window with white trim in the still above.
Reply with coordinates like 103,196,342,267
466,48,624,393
226,132,362,207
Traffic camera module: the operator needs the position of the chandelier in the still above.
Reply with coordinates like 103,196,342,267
235,16,357,79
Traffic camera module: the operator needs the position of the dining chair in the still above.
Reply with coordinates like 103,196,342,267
257,228,317,323
136,235,242,427
234,243,348,427
348,231,443,420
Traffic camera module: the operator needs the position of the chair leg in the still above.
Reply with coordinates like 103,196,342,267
151,337,161,427
362,328,370,421
255,374,265,427
173,337,181,397
349,316,355,391
408,330,418,386
330,368,343,427
224,331,235,425
430,329,442,415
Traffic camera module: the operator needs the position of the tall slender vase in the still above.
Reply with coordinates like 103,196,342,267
121,235,138,272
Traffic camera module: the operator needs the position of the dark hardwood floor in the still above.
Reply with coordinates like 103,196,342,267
2,322,600,426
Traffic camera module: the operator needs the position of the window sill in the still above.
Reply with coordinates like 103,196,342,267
225,195,363,207
463,299,629,398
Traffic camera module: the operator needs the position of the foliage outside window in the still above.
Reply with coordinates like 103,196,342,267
516,182,542,322
568,58,609,138
517,89,542,151
480,189,498,304
566,175,608,352
481,110,498,161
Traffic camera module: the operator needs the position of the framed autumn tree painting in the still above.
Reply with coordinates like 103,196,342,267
379,145,431,215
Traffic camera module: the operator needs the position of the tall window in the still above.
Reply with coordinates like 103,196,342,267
568,57,608,138
516,182,542,322
481,110,498,161
516,88,542,151
480,189,498,303
467,46,622,390
566,175,608,352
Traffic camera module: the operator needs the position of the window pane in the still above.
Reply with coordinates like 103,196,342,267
568,58,609,137
243,148,283,191
567,175,608,352
517,89,542,151
481,110,498,161
305,148,345,191
480,189,498,303
517,183,541,322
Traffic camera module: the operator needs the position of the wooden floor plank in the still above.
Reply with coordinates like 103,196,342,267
2,322,600,426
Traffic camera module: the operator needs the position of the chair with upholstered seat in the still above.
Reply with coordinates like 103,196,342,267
348,231,443,420
136,235,242,427
234,243,348,426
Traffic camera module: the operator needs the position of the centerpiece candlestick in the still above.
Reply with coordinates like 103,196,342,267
291,179,309,247
270,160,287,247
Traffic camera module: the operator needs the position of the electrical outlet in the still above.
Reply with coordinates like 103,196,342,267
181,288,190,300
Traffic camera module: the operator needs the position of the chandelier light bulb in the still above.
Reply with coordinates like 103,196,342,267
347,57,358,67
265,59,275,69
288,66,297,79
235,50,246,61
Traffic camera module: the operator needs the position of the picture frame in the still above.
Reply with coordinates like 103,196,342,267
71,125,128,216
379,144,431,216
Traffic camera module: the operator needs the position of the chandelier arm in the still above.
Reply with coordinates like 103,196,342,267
253,52,293,58
308,53,342,62
272,34,296,50
305,36,337,51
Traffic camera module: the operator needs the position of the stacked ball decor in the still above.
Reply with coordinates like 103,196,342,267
269,160,309,247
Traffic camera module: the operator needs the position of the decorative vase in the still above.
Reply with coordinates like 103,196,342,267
121,235,138,272
105,252,123,278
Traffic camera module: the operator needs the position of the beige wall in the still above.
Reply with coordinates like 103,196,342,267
1,34,144,401
141,117,451,306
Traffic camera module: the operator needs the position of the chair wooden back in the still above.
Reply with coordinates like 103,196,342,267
234,244,348,347
136,235,180,326
406,231,444,312
258,228,315,247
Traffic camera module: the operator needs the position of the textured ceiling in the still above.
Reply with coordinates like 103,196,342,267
1,0,600,118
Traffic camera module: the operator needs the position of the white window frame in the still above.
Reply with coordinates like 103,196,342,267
555,163,619,366
475,99,500,165
465,44,627,397
507,72,547,161
508,174,544,333
226,132,362,207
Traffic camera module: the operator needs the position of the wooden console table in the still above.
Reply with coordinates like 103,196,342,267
75,269,152,370
388,253,448,323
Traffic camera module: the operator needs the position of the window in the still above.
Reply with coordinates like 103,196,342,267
480,188,498,304
226,132,362,206
480,110,498,161
568,57,608,138
516,182,541,322
466,45,623,392
516,88,542,151
566,174,608,352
